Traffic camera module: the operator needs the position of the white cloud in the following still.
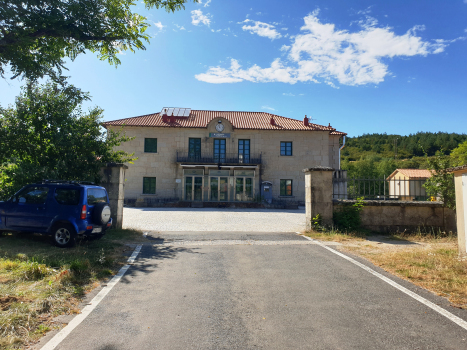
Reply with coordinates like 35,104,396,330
153,21,165,31
357,6,373,15
196,10,454,86
241,19,282,40
261,106,276,111
280,45,290,52
211,29,221,33
282,93,295,96
191,9,211,26
174,24,186,31
196,0,211,6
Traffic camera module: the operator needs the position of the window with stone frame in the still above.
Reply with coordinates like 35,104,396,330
143,177,156,194
280,141,292,156
144,138,158,153
280,179,293,196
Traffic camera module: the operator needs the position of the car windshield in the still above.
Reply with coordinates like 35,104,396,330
87,188,107,205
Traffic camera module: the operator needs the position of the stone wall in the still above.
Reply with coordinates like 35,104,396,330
333,200,457,233
108,123,338,202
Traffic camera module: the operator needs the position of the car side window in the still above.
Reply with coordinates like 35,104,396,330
87,188,107,205
16,187,49,204
55,189,81,205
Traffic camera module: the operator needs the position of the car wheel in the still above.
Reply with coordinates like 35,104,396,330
52,224,76,248
92,202,111,225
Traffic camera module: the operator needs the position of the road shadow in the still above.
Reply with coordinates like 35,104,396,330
118,241,201,283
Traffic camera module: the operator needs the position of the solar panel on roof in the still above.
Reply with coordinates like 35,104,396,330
161,107,191,117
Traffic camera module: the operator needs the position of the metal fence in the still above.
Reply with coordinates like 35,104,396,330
333,176,431,201
176,151,262,165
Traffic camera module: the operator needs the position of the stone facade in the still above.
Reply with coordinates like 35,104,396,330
107,115,343,203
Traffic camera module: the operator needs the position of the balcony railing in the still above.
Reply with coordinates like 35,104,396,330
176,151,262,165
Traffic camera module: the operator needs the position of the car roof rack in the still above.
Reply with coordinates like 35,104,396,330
40,180,96,186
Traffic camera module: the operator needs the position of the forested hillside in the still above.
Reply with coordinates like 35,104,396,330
341,132,467,179
342,132,467,161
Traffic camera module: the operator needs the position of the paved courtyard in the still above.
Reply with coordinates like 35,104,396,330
122,207,306,232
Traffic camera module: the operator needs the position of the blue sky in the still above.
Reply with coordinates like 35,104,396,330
1,0,467,137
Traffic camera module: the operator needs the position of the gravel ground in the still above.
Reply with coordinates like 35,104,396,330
122,207,306,232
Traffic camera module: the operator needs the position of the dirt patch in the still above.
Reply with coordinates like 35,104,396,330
0,295,31,311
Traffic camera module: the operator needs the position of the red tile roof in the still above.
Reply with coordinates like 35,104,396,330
103,110,346,134
387,169,433,180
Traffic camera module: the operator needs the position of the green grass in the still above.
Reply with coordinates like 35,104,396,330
0,228,144,349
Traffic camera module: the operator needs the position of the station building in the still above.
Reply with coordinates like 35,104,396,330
103,108,346,204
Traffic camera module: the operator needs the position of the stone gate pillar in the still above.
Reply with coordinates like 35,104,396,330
448,165,467,258
303,166,334,230
99,163,128,230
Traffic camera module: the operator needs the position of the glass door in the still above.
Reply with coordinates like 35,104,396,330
220,177,228,201
235,177,254,201
210,177,218,201
185,177,192,201
245,178,253,201
214,139,226,163
235,178,244,201
193,177,203,201
210,177,229,201
238,140,250,163
185,176,203,201
189,138,201,161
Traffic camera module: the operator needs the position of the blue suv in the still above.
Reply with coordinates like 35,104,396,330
0,181,112,247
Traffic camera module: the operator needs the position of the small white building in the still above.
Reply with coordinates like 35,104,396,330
386,169,432,201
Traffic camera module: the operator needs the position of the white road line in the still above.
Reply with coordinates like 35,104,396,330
40,244,143,350
300,235,467,331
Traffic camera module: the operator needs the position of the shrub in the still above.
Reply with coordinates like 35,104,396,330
333,197,365,231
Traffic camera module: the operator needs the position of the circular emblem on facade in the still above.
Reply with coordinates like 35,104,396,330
215,123,224,132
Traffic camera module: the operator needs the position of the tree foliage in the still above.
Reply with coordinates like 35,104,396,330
450,140,467,167
422,151,455,210
342,132,467,162
0,0,196,81
0,81,135,200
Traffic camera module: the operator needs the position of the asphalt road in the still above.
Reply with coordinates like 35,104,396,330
46,232,467,350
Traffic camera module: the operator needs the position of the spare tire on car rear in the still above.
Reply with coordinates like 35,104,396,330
92,202,111,225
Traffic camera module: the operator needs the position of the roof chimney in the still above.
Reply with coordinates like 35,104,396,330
304,115,309,126
162,108,168,123
270,117,275,126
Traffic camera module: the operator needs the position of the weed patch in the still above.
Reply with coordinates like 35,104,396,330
305,226,368,242
0,228,143,348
